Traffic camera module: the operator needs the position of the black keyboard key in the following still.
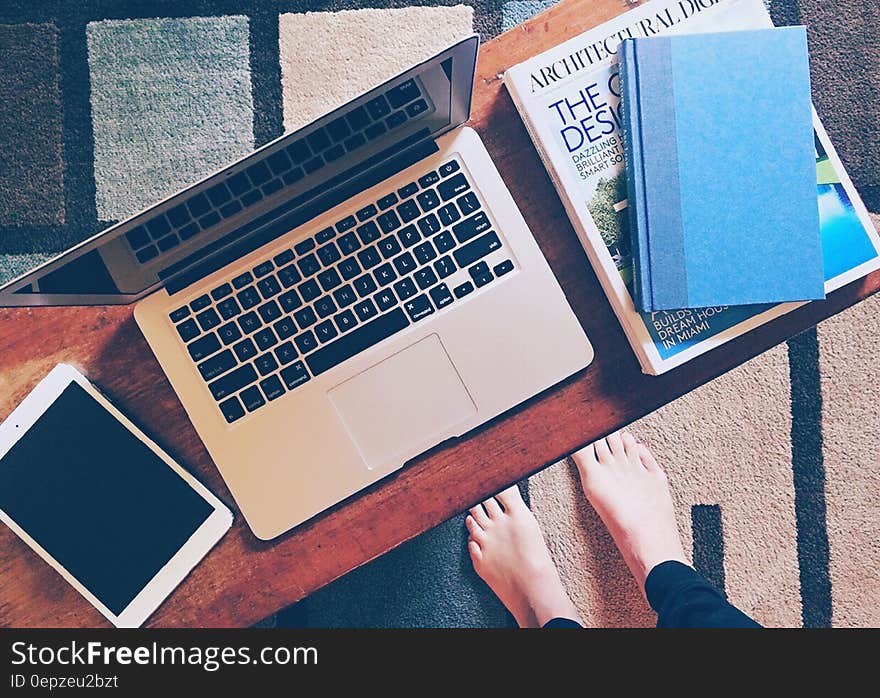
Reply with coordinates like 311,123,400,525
397,199,420,223
147,215,172,239
315,295,337,318
176,318,199,342
398,224,421,248
233,337,257,362
336,215,357,233
356,204,378,222
385,110,406,129
378,237,402,259
438,202,461,226
279,288,302,312
357,245,382,269
387,79,421,108
156,233,179,252
364,121,386,140
324,144,345,162
273,316,297,340
274,249,295,266
246,161,271,186
315,227,335,244
286,139,310,164
435,230,456,253
418,171,440,188
346,105,370,130
237,286,261,309
257,276,282,299
170,306,190,322
297,253,321,277
254,260,274,277
303,156,323,174
469,261,494,288
282,167,304,185
209,364,258,401
211,283,232,301
254,327,278,351
413,241,437,265
318,268,342,292
298,279,321,302
306,128,331,153
227,172,250,196
179,222,200,240
240,385,265,412
191,294,211,311
438,172,470,201
280,361,310,389
294,330,318,354
398,182,419,198
267,149,292,175
219,396,245,423
187,193,211,218
240,189,263,207
275,341,298,366
404,294,434,322
315,320,338,343
198,211,221,230
278,264,302,288
338,231,361,255
260,375,285,401
317,242,341,266
218,294,242,321
494,259,515,277
453,281,474,298
354,298,378,321
406,99,428,118
353,274,378,298
255,352,278,376
326,116,351,142
393,277,417,300
429,283,454,310
232,271,253,289
262,178,283,196
454,231,502,268
293,307,318,329
329,282,356,306
238,311,262,333
306,308,409,376
188,333,220,361
338,257,361,280
167,205,190,227
218,322,242,345
366,95,390,120
374,263,397,286
196,308,221,331
457,191,480,215
392,251,417,275
335,309,357,333
294,238,316,254
257,300,282,323
377,193,398,210
453,211,492,244
377,210,401,233
414,267,438,290
434,255,456,279
198,349,236,381
207,183,232,207
417,213,441,237
439,160,460,177
356,220,381,244
127,226,150,249
374,289,397,312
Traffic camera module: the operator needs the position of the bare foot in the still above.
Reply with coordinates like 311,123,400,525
572,431,688,596
467,485,580,628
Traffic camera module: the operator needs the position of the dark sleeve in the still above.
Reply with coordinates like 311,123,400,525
542,617,584,628
645,560,762,628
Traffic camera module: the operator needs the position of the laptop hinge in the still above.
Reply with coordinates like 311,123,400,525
164,134,439,296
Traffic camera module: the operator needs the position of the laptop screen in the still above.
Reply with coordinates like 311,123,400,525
0,36,479,306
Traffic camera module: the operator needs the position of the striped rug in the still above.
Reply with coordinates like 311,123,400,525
0,0,876,627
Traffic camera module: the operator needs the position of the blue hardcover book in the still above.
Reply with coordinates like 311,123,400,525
620,27,824,312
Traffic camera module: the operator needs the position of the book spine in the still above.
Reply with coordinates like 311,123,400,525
619,39,653,313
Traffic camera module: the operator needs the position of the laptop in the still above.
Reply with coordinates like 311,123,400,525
0,36,593,539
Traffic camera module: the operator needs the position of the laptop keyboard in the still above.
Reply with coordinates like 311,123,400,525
126,79,429,265
167,158,515,424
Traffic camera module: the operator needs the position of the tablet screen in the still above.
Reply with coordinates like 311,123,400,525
0,382,214,615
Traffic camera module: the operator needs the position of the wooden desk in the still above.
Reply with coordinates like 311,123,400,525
1,0,877,627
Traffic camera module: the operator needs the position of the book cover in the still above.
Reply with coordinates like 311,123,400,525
503,0,880,374
622,27,825,311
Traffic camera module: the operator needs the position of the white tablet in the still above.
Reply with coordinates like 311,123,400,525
0,364,233,627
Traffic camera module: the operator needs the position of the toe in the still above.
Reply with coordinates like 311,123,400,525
607,431,625,456
469,504,491,528
593,437,612,463
621,431,638,456
466,515,486,541
572,442,599,471
483,496,503,519
496,484,527,514
467,540,483,564
639,444,663,474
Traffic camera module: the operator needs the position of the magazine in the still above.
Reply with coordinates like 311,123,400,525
503,0,880,374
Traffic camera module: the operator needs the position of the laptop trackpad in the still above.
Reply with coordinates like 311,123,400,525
328,334,476,470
